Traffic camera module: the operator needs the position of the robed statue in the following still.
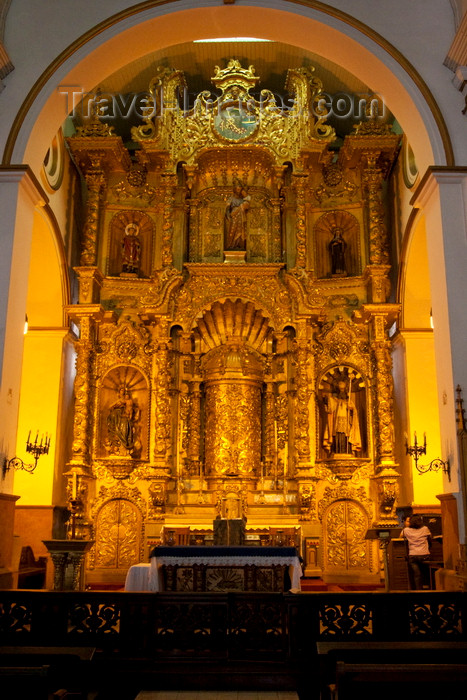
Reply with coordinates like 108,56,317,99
322,378,361,456
224,183,250,250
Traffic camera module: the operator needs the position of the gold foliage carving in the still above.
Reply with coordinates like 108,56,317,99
299,485,315,521
94,498,140,568
110,165,157,205
318,483,373,522
132,60,333,167
178,264,290,331
154,342,173,462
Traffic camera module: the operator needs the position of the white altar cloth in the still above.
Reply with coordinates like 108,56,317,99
124,550,302,592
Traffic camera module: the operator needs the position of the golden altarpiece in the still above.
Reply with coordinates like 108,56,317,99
65,60,401,585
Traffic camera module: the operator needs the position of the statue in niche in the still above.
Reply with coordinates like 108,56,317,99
322,377,361,456
121,222,141,274
328,226,347,276
106,384,141,457
224,182,250,250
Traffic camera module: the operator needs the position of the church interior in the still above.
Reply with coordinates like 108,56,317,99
1,1,467,697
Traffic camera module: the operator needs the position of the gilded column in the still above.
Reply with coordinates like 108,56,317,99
362,152,388,266
372,337,395,465
187,380,202,470
188,197,200,262
161,174,177,268
81,156,106,266
271,197,282,263
293,340,311,464
264,379,275,476
70,316,95,467
154,340,173,468
292,174,308,269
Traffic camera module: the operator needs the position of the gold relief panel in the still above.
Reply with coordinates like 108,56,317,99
323,499,371,571
109,164,158,206
313,317,370,371
93,498,140,569
311,163,359,206
97,314,154,371
178,264,290,332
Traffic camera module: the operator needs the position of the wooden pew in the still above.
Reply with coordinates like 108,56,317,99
317,640,467,699
331,661,467,699
0,646,95,699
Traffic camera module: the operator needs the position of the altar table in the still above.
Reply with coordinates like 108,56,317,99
124,546,302,592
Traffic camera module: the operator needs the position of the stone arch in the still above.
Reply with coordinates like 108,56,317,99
3,2,450,175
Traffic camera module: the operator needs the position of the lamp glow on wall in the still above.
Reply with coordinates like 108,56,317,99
2,431,51,478
405,431,450,481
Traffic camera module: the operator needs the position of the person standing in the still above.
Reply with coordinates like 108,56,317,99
403,514,432,589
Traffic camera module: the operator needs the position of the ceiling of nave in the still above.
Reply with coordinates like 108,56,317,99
74,39,394,143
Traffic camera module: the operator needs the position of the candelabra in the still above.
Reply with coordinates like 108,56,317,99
2,431,51,478
405,431,450,481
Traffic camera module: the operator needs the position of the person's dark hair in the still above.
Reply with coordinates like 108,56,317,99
409,514,423,529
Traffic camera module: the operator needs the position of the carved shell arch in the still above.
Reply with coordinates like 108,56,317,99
317,363,367,395
191,298,276,354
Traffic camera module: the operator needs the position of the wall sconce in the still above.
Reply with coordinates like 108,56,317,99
405,431,450,481
2,431,51,478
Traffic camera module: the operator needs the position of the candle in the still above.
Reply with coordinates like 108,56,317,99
72,472,77,500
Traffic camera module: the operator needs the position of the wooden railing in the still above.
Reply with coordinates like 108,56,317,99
1,589,465,652
1,590,466,696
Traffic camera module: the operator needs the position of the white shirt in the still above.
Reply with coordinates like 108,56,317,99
403,525,431,556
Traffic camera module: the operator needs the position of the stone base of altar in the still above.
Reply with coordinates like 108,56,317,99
162,563,289,592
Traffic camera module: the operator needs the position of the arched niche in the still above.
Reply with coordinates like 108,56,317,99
98,365,149,461
317,365,367,460
107,210,154,278
314,209,361,278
